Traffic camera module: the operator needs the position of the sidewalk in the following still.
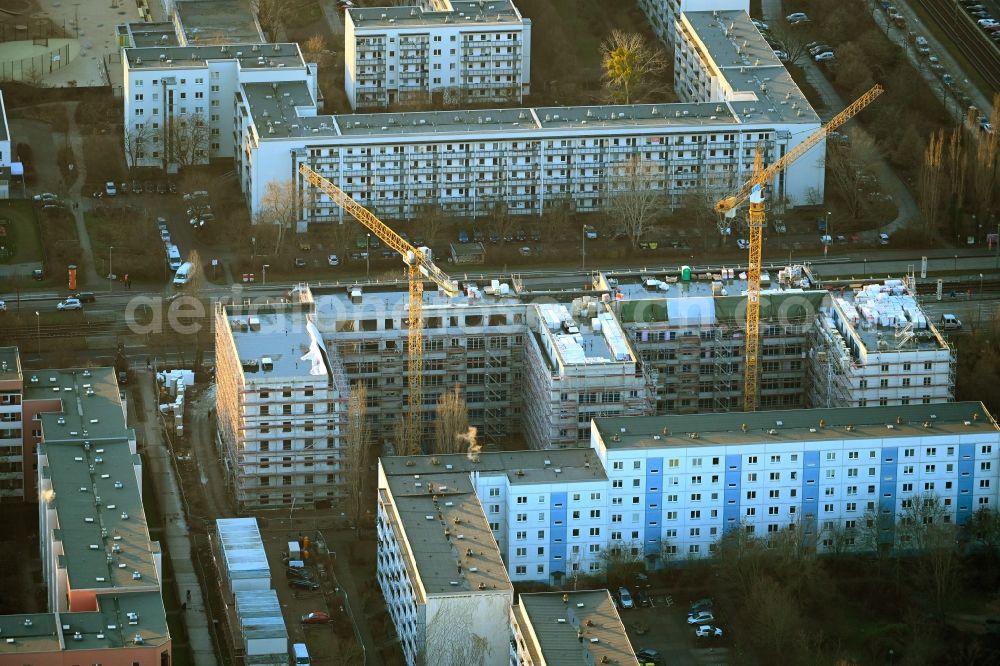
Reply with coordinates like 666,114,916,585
137,371,219,666
63,101,102,287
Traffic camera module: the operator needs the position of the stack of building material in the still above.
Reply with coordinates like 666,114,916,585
235,590,288,666
217,518,271,595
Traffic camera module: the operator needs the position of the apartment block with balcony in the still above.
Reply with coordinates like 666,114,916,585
345,0,531,110
239,82,823,229
378,402,1000,591
121,42,316,172
214,298,349,510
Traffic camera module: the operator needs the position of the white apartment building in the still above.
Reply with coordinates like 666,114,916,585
510,590,639,666
673,9,825,202
213,300,349,510
378,402,1000,588
121,41,317,172
637,0,749,45
237,82,822,229
376,464,513,666
345,0,531,110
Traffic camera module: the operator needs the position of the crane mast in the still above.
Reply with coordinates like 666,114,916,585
715,84,884,411
299,164,459,455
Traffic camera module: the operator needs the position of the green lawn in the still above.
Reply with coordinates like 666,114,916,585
0,200,42,265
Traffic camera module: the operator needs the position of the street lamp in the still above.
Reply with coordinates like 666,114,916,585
581,225,586,271
262,264,269,286
251,236,256,273
108,246,114,292
366,233,371,279
34,311,40,356
980,273,984,295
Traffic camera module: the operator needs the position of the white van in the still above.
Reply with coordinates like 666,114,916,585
292,643,310,666
173,262,194,287
167,245,182,271
939,314,962,330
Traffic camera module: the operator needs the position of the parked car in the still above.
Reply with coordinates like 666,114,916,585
105,181,117,197
458,229,470,243
530,229,541,242
57,298,83,311
695,625,724,638
942,73,954,86
689,598,713,613
751,19,769,31
820,234,832,245
636,588,652,608
294,257,307,268
879,232,890,245
288,578,320,590
286,567,314,580
809,44,833,56
328,254,340,266
132,181,143,194
687,611,715,625
773,49,789,61
618,587,634,610
73,292,96,303
737,238,750,250
183,190,209,201
815,51,836,62
939,314,962,330
635,648,662,666
785,12,810,23
0,300,6,312
488,228,500,244
472,228,484,243
32,192,58,201
583,225,598,240
301,612,330,625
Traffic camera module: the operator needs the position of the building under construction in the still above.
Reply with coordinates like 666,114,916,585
214,267,955,509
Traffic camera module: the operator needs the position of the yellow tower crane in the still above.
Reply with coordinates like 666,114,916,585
300,164,460,455
714,84,884,412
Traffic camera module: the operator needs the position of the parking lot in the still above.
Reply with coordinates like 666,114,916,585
617,589,731,666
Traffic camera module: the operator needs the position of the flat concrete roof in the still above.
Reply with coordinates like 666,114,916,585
380,448,607,485
833,279,948,353
125,42,303,70
681,10,819,124
44,437,159,592
0,613,61,655
242,80,317,138
174,0,265,45
350,0,523,29
517,590,639,666
594,401,999,450
386,472,512,597
23,367,128,441
0,346,21,382
122,22,180,48
225,310,332,382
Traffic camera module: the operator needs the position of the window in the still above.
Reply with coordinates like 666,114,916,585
515,565,526,575
516,496,527,504
516,513,527,522
489,487,500,497
515,547,527,557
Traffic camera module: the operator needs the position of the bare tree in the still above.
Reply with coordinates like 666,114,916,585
945,126,968,237
965,506,1000,553
600,30,668,104
157,113,210,169
414,203,449,246
608,155,664,247
969,97,999,223
918,130,946,235
597,539,644,581
254,179,300,254
251,0,294,40
897,493,960,614
766,23,811,65
743,575,802,660
123,121,154,172
488,200,517,245
344,383,371,530
858,505,892,558
433,386,470,455
825,128,880,221
302,34,327,64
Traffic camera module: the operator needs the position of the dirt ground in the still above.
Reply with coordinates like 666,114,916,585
0,502,45,615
